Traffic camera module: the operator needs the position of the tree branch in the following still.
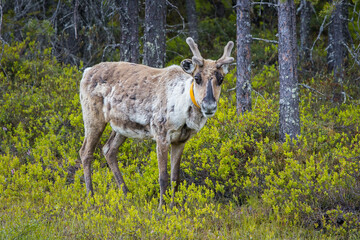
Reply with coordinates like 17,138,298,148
102,43,121,62
342,41,360,67
165,1,185,43
234,1,278,9
250,2,278,8
299,83,325,96
252,37,278,44
310,15,328,62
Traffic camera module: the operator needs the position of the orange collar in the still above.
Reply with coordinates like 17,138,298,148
190,82,200,108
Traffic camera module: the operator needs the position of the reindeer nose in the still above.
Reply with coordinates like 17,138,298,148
201,101,217,117
201,79,217,117
202,101,217,111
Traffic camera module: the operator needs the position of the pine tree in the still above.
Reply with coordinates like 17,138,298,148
299,0,312,65
119,0,139,63
278,0,301,141
327,0,349,103
236,0,252,114
143,0,166,68
186,0,198,41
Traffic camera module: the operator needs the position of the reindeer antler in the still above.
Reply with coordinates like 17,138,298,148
216,41,234,68
186,37,204,67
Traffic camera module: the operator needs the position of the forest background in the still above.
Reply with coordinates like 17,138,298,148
1,0,360,239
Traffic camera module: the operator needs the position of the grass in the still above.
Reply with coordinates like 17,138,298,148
0,194,327,240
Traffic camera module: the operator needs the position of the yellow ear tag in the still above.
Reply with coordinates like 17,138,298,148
190,81,201,109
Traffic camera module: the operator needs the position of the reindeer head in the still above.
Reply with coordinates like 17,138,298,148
181,37,234,118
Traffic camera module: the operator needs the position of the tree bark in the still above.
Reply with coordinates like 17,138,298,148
186,0,198,41
143,0,166,68
327,0,348,103
299,0,311,65
278,0,300,142
119,0,139,63
214,0,225,18
236,0,252,114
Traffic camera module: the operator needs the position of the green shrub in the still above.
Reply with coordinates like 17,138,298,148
1,37,360,239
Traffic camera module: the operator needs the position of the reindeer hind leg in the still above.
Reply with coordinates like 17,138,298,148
79,124,106,196
103,130,129,195
79,93,107,196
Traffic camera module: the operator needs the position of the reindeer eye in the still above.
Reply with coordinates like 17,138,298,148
194,73,202,85
215,72,224,85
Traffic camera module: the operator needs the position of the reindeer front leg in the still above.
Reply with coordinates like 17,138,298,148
156,135,170,208
170,142,185,208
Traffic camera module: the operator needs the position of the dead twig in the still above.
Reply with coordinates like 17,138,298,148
249,2,278,8
102,43,121,62
342,41,360,67
299,83,325,96
166,0,185,43
252,37,278,44
310,15,328,63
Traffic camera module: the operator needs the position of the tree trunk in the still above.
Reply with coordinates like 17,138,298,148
214,0,225,18
236,0,252,114
119,0,139,63
143,0,166,68
278,0,300,142
327,0,348,103
299,0,311,65
186,0,198,41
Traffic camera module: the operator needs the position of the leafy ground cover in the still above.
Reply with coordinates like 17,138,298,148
1,37,360,239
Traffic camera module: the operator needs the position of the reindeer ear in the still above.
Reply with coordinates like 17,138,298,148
181,59,195,74
220,63,231,74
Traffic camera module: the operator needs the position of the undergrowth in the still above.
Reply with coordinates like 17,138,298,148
1,36,360,239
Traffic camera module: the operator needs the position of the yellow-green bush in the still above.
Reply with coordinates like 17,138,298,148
1,38,360,239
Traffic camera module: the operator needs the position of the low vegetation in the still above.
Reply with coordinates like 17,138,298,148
1,33,360,239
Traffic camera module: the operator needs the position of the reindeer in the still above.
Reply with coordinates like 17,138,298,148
79,37,234,207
